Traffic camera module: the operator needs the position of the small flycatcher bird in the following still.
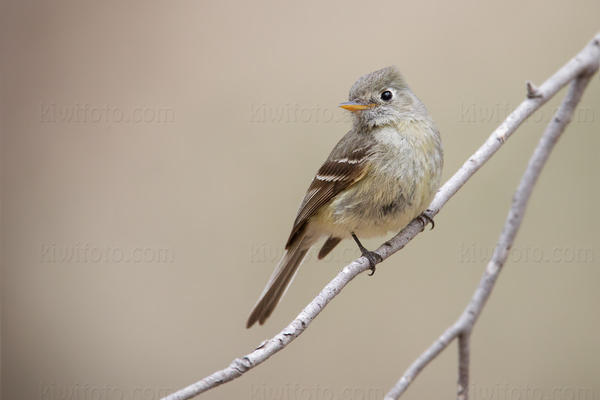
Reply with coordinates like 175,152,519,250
247,66,443,328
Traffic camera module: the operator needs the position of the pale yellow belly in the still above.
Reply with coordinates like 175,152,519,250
310,166,435,239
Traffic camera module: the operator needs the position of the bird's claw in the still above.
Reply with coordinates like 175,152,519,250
362,250,382,276
417,211,435,230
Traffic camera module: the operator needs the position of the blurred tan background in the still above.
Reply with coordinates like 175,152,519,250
2,1,599,399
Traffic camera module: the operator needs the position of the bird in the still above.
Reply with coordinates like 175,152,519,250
246,66,443,328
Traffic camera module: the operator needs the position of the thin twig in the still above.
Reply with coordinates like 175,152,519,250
457,331,470,400
384,69,596,400
162,34,600,400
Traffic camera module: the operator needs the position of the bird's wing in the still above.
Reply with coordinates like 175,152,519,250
285,141,373,249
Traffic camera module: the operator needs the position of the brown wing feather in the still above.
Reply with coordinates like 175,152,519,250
285,142,372,249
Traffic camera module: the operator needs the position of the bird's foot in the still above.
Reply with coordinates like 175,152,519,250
417,210,435,230
351,232,382,276
362,250,383,276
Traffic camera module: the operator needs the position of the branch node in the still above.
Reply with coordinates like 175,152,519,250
255,339,268,350
526,81,542,99
230,357,252,374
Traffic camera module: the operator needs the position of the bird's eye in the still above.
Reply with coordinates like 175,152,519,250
380,90,393,101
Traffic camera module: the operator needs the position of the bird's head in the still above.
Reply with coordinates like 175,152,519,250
339,66,425,128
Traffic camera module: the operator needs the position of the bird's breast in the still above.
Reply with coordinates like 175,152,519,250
314,122,442,238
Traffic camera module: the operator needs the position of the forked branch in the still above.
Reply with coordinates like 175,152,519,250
162,33,599,400
385,69,596,400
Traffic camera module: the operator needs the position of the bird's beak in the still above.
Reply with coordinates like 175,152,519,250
338,101,376,112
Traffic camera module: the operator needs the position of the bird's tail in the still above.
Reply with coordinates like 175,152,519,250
246,236,312,328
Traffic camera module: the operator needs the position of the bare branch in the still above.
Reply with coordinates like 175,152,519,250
457,332,470,400
162,34,600,400
384,63,597,400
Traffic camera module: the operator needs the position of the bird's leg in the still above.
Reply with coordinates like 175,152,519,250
351,232,382,276
417,209,435,230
